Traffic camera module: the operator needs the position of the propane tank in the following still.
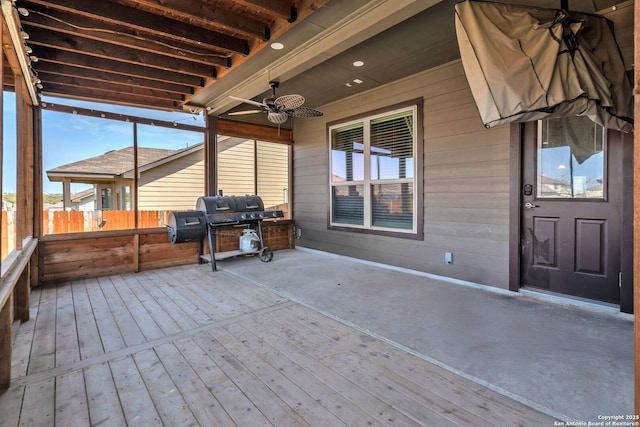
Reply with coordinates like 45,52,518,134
239,229,260,252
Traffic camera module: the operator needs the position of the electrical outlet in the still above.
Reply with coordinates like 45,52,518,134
295,228,302,239
445,252,453,264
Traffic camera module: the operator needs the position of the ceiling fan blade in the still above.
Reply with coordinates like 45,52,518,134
287,107,323,118
228,110,263,116
229,95,265,108
274,94,305,110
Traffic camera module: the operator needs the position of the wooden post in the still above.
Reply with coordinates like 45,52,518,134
133,233,140,273
634,0,640,417
133,123,139,229
31,107,43,287
0,293,13,388
205,115,218,196
16,81,35,248
14,268,30,322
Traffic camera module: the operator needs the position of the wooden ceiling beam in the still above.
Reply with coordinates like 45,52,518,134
24,25,219,78
36,48,206,88
41,83,180,110
35,62,195,96
22,0,250,54
112,0,270,40
42,103,204,132
14,0,331,110
37,72,186,103
235,0,296,21
22,5,231,67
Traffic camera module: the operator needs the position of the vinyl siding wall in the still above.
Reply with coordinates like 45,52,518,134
292,59,512,289
257,141,289,209
217,138,255,196
218,138,290,210
138,151,204,210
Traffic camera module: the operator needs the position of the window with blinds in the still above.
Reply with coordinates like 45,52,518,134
330,106,417,233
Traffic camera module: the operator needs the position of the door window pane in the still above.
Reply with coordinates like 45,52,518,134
537,117,605,198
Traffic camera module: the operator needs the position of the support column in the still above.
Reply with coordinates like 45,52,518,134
62,179,71,210
205,115,218,196
14,268,29,321
0,293,13,388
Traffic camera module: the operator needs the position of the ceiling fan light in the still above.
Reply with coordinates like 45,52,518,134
268,111,288,124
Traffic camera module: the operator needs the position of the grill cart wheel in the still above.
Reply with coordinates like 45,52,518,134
259,247,274,262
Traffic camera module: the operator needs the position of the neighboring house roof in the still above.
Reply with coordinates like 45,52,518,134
47,144,203,181
44,188,95,211
70,188,95,202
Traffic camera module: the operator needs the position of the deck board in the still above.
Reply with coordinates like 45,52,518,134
0,264,558,426
84,362,126,427
84,277,126,354
70,280,104,360
54,282,80,367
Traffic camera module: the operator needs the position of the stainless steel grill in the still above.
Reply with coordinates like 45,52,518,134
167,195,284,270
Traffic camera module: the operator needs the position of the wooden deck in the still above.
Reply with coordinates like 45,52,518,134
0,264,556,426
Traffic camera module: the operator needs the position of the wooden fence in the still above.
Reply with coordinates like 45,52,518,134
3,210,169,260
43,210,171,234
1,210,15,260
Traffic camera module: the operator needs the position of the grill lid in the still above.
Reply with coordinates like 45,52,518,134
196,195,264,214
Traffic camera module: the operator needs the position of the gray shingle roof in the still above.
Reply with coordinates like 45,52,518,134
47,146,179,177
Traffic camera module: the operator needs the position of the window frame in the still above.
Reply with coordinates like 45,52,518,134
327,98,424,240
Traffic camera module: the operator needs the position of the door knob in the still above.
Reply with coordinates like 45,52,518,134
524,202,539,209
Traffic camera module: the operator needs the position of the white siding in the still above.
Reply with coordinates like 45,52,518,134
138,150,204,210
217,138,290,209
293,59,512,289
257,141,289,209
218,138,255,196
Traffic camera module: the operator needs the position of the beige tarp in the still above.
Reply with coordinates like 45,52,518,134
454,0,633,132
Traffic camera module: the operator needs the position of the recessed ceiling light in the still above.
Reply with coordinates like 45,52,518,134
271,42,284,50
353,60,364,67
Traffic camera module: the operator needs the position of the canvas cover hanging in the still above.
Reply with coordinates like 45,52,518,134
454,0,633,132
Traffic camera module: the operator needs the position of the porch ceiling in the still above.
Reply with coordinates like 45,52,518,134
15,0,331,110
11,0,629,122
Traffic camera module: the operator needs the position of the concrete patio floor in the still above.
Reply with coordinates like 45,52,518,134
217,247,634,423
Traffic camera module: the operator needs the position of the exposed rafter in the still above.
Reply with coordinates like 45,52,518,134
15,0,329,111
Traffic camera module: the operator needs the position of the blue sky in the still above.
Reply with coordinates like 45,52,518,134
3,93,206,194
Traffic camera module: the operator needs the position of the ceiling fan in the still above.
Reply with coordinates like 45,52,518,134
228,81,323,124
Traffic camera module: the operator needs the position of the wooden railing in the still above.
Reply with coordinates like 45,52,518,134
39,219,295,283
1,237,37,386
2,208,291,259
